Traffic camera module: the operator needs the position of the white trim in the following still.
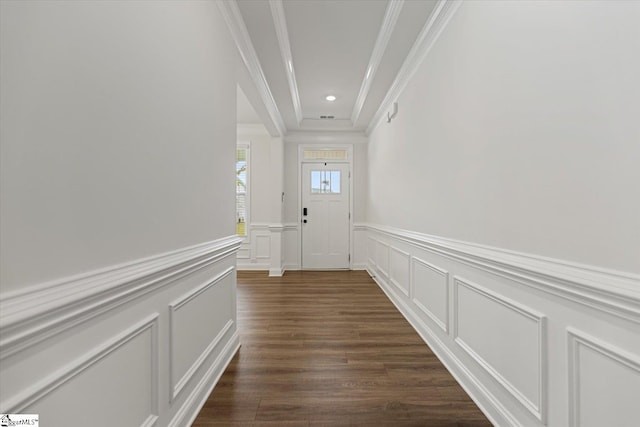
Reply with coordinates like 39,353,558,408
366,0,463,134
168,267,235,401
3,314,160,420
283,223,298,231
376,240,390,278
269,266,285,277
567,328,640,427
168,331,240,427
255,235,271,260
353,223,368,232
351,0,404,125
249,223,271,231
410,256,449,333
0,236,242,359
453,277,547,422
367,236,376,266
270,0,303,125
365,223,640,323
216,0,286,135
389,246,410,297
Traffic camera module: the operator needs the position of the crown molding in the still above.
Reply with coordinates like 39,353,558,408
269,0,303,126
366,0,463,135
351,0,404,126
216,0,286,136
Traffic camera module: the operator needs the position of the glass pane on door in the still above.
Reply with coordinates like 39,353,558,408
310,170,341,194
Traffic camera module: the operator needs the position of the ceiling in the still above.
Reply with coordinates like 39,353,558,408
231,0,439,135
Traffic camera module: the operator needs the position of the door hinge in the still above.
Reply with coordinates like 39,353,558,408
349,212,351,219
348,254,351,262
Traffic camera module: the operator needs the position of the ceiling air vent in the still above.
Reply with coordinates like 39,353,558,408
319,115,335,119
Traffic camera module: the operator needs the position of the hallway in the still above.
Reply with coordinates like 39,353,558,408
193,271,491,426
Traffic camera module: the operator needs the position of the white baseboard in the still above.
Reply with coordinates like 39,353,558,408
169,332,240,427
269,266,285,277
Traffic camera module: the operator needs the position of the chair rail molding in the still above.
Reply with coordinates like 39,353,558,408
0,235,242,359
363,223,640,323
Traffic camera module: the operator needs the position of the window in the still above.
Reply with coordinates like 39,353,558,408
311,170,341,194
236,144,249,236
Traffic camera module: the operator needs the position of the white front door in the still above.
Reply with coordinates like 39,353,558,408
301,162,350,269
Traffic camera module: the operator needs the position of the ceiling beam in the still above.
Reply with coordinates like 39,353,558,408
351,0,405,127
217,0,287,136
366,0,463,135
269,0,303,126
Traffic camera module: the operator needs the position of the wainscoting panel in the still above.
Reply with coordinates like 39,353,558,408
411,257,449,333
362,223,640,427
255,235,271,260
237,224,271,270
375,240,390,278
568,329,640,427
169,267,234,401
367,236,376,267
0,236,242,427
8,315,159,427
389,247,410,297
454,277,546,421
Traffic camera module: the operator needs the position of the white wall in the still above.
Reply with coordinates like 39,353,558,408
1,1,237,291
0,2,240,426
367,0,640,274
365,2,640,426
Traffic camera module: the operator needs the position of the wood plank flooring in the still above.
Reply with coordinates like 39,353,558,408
192,270,492,426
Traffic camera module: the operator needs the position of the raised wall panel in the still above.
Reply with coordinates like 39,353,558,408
568,329,640,427
411,257,449,333
255,235,271,259
169,268,234,401
389,247,410,296
367,237,376,266
19,316,159,427
454,277,547,422
237,247,250,259
375,241,389,278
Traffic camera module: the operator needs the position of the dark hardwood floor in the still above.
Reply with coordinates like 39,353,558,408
193,270,492,426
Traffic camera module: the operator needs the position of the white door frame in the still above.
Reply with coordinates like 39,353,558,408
298,144,353,269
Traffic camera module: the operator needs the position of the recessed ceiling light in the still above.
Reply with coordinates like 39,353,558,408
325,95,336,102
